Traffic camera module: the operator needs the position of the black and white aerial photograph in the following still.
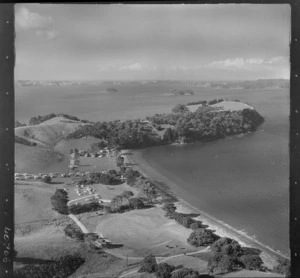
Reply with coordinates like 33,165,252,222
13,4,290,278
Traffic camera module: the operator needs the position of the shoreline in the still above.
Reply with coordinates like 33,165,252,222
123,148,289,269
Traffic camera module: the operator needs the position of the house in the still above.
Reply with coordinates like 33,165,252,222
99,199,111,203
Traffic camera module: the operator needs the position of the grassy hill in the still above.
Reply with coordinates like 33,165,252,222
15,116,92,173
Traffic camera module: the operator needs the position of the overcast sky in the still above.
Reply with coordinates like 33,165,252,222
15,4,290,81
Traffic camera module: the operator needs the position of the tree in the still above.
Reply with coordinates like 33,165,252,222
273,258,291,277
190,221,203,230
42,175,52,184
50,189,69,215
90,140,107,152
138,253,158,273
207,252,223,274
172,104,188,114
217,255,236,274
162,203,177,216
122,190,134,199
210,237,242,260
240,254,263,270
171,268,200,278
110,195,130,212
187,229,219,247
116,155,124,168
13,255,85,278
178,217,194,228
155,263,175,278
129,198,144,209
141,182,157,202
124,169,140,186
15,121,26,127
64,224,84,241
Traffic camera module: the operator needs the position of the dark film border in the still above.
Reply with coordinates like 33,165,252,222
0,1,298,277
0,3,15,278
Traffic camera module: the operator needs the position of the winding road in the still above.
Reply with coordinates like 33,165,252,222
67,194,98,206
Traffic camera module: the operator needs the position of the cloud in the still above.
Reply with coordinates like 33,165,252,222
16,7,52,29
16,7,58,40
168,65,189,71
36,29,58,40
267,56,289,64
207,56,289,71
120,63,143,70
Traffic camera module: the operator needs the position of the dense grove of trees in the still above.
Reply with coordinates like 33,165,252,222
77,170,122,186
207,237,264,275
13,255,85,278
42,175,52,184
162,203,265,275
15,120,26,127
187,229,220,247
89,171,122,185
155,263,175,278
171,268,202,278
138,253,158,273
50,189,69,215
110,190,144,212
67,100,264,149
123,169,158,202
162,203,205,231
89,140,108,152
273,258,291,277
68,201,103,214
29,113,89,126
64,224,84,240
138,253,203,278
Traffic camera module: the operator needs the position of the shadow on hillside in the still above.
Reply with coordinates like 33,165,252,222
126,162,139,166
50,181,64,185
105,243,124,249
180,212,200,218
15,257,55,265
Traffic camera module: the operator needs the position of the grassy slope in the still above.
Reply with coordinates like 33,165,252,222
15,117,93,173
15,181,60,225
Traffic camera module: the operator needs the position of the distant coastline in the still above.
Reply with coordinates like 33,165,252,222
124,148,290,265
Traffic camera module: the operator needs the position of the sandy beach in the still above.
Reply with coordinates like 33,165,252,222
123,149,288,270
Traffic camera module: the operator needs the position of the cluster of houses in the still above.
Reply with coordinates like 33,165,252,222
14,171,92,181
74,185,96,196
77,147,117,158
71,184,111,206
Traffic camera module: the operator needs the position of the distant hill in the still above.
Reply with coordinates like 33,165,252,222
168,89,194,96
16,80,89,87
106,87,118,93
197,79,289,89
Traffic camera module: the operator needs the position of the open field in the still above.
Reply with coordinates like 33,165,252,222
15,180,66,236
210,100,253,111
95,207,202,257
